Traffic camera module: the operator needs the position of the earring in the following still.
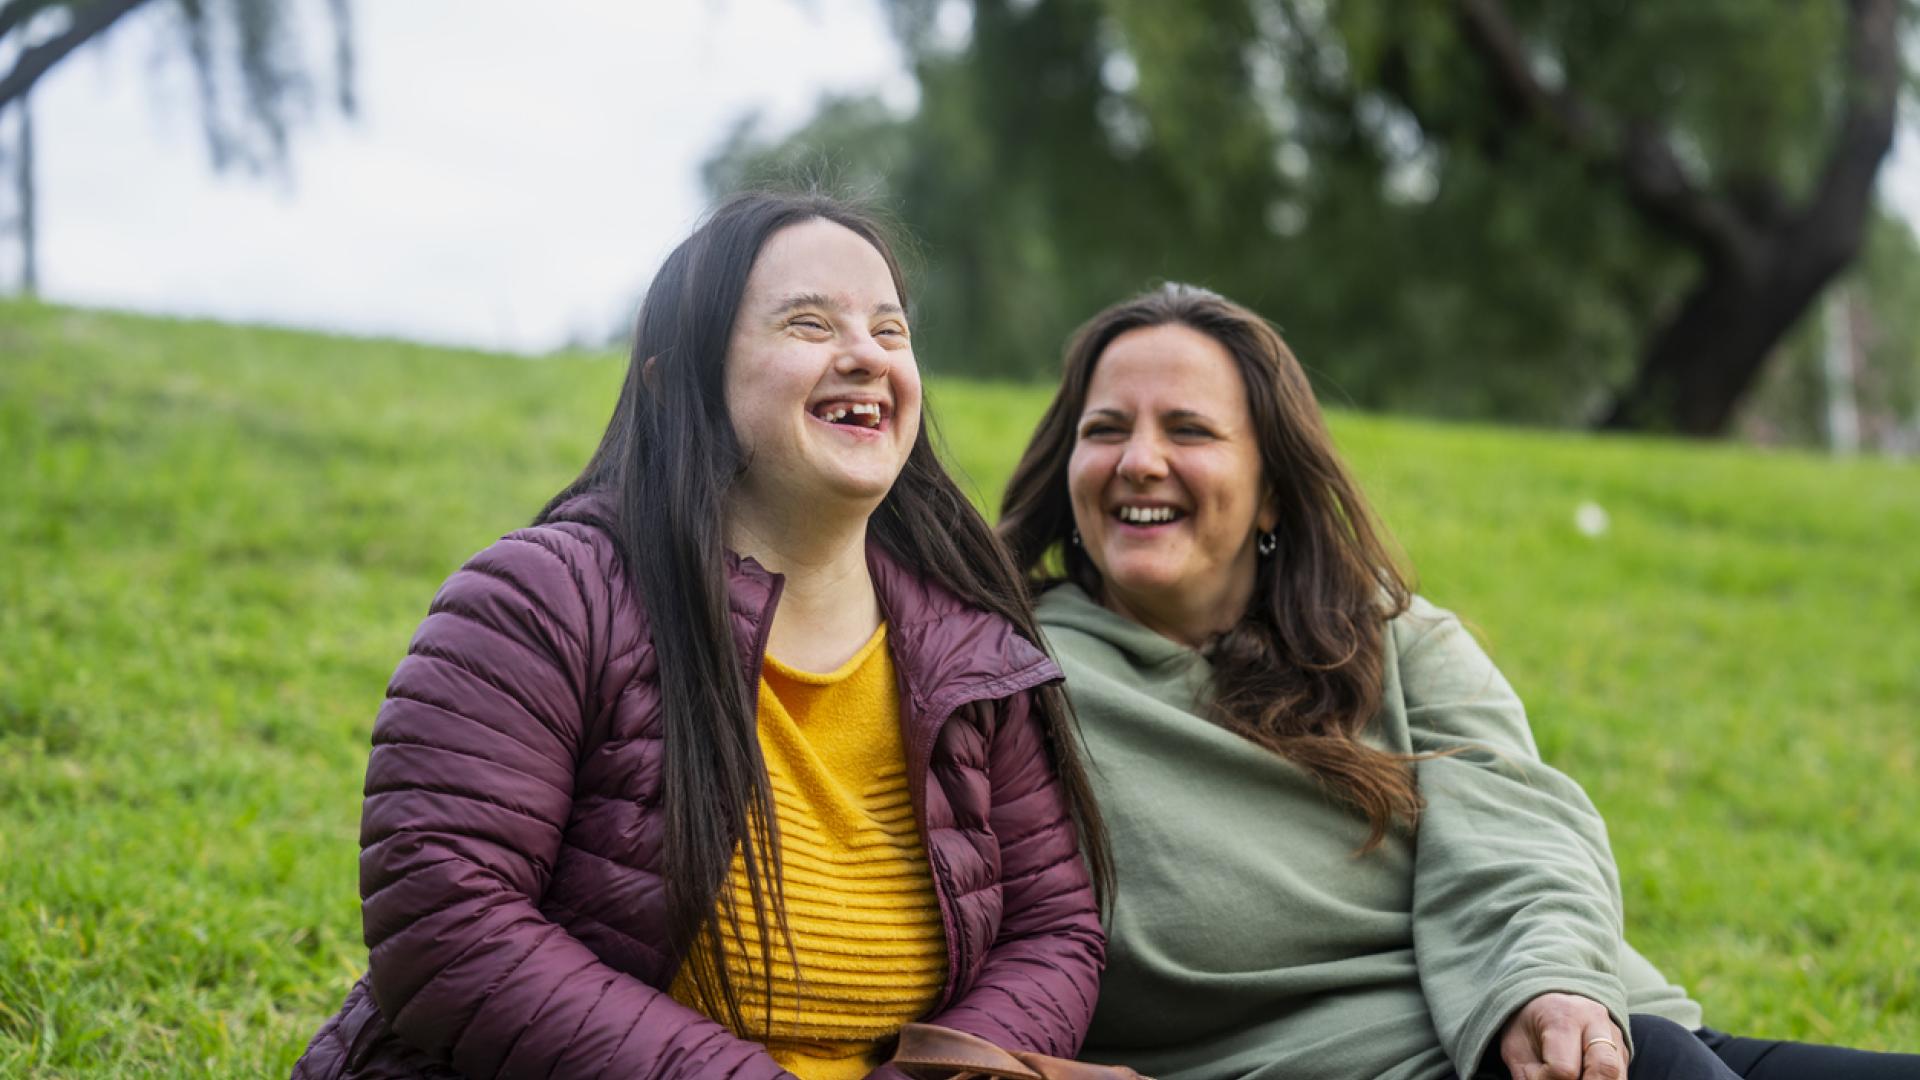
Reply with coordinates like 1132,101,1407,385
1070,528,1083,548
1257,530,1277,557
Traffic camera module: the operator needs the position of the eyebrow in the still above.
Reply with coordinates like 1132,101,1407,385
1080,407,1213,423
770,292,906,319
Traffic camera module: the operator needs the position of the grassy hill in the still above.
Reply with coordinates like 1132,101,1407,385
2,299,1915,1075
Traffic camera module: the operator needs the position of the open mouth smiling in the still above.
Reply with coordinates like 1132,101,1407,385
809,398,890,431
1113,503,1185,525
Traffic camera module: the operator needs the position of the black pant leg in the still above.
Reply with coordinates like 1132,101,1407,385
1628,1015,1743,1079
1695,1027,1920,1079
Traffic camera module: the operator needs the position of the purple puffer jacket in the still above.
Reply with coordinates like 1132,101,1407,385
293,496,1104,1079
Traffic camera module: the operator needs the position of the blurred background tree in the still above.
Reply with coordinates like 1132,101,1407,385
709,0,1920,445
2,0,355,292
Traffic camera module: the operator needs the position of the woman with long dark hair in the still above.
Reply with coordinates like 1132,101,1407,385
998,283,1916,1080
293,191,1110,1079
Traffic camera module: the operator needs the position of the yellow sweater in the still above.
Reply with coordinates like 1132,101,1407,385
670,624,948,1079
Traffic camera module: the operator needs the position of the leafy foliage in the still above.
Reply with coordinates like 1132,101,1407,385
1,0,353,170
709,0,1919,438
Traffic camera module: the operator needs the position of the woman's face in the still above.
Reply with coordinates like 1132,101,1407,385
724,219,922,525
1067,323,1274,646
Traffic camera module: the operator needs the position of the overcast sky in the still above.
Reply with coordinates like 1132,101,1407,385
15,1,1920,355
20,0,917,352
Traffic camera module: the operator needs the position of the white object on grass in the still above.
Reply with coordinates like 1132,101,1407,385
1574,501,1610,538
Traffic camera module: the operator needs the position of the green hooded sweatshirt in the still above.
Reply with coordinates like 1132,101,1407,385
1038,585,1701,1080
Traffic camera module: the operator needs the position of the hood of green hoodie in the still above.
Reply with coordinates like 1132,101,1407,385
1034,583,1214,713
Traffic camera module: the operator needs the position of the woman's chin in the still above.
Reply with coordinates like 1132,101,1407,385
732,469,897,530
1099,566,1193,612
805,471,900,519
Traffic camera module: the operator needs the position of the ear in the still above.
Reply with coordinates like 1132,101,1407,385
640,355,661,395
1257,486,1280,534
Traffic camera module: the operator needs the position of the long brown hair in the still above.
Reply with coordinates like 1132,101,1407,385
1000,282,1417,850
540,190,1110,1033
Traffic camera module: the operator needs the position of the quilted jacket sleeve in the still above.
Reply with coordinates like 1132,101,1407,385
909,690,1105,1060
1397,600,1629,1079
358,528,795,1080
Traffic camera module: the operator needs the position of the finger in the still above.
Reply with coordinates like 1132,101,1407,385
1579,1020,1628,1080
1539,1018,1584,1080
1501,1025,1542,1070
1581,1035,1625,1080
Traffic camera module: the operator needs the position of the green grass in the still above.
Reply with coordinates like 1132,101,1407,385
2,299,1915,1074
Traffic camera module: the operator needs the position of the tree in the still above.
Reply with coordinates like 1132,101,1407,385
1739,209,1920,452
0,2,148,113
2,0,354,291
709,0,1919,436
1451,0,1904,433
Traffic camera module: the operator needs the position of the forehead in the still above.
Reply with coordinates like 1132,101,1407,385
1084,323,1249,416
742,219,900,310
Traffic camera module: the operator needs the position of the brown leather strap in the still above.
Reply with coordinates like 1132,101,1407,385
892,1024,1044,1079
891,1024,1149,1080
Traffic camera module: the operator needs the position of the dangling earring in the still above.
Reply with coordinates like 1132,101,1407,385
1257,530,1277,557
1070,528,1083,548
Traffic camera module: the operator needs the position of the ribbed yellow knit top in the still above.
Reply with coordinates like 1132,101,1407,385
670,623,948,1079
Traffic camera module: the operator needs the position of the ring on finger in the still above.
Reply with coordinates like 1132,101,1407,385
1584,1036,1619,1053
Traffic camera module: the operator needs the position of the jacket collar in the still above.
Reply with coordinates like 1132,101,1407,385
546,489,1062,710
726,541,1061,718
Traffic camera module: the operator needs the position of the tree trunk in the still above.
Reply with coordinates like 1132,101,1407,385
1601,226,1863,436
1820,286,1860,453
17,91,35,293
1454,0,1901,437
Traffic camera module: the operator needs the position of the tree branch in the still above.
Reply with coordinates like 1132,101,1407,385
0,0,150,113
1596,0,1905,433
1452,0,1759,266
1788,0,1901,275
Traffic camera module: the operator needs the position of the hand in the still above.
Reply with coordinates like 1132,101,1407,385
1497,992,1628,1080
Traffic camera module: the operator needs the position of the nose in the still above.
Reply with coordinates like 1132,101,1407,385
1116,430,1168,484
834,332,892,380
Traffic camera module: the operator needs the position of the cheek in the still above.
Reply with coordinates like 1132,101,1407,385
723,351,776,436
1066,450,1109,515
726,390,777,452
1198,456,1263,524
893,351,923,394
894,370,925,432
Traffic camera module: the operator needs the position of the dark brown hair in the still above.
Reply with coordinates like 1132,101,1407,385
999,282,1418,850
540,190,1110,1033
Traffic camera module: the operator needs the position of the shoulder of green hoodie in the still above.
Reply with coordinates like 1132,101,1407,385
1375,597,1701,1033
1036,585,1702,1070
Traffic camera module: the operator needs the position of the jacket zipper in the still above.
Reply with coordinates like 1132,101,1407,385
902,660,1062,1011
742,559,1060,1014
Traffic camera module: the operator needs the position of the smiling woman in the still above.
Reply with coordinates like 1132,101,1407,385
722,221,925,622
1065,323,1276,650
289,191,1112,1080
999,284,1920,1080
